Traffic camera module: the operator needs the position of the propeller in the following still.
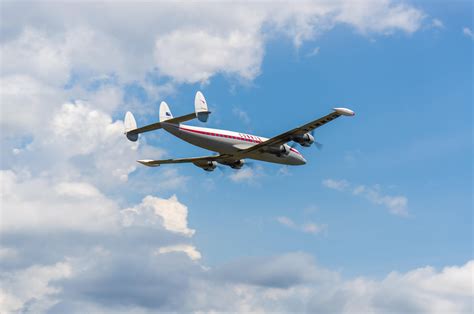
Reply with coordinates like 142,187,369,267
314,141,323,150
290,132,323,150
310,130,323,150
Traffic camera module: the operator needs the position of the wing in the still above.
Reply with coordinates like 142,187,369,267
137,154,232,167
235,108,354,156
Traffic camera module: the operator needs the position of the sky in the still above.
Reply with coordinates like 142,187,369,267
0,1,472,313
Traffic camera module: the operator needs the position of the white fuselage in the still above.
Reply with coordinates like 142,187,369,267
162,123,306,166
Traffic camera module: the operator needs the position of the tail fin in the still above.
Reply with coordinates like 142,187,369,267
195,91,211,122
123,92,211,142
159,101,173,122
124,112,138,141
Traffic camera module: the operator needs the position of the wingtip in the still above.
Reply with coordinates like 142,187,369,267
137,160,160,167
333,108,355,116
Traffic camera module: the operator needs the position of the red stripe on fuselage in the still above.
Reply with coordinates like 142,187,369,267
176,125,302,156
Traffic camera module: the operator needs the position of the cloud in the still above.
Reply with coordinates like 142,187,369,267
3,101,171,189
322,179,408,216
276,216,328,235
228,165,264,183
157,244,202,261
0,262,72,313
0,75,65,137
232,107,251,124
322,178,350,191
334,0,425,35
301,222,328,235
431,18,444,29
0,172,199,312
0,170,119,233
306,46,320,57
213,252,326,289
353,184,408,216
0,164,471,313
123,195,195,237
3,252,469,313
154,29,263,83
1,1,427,86
463,27,474,39
276,216,297,228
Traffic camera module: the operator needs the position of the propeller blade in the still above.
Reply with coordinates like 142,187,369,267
309,130,323,150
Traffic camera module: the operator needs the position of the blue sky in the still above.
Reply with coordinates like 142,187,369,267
1,1,472,312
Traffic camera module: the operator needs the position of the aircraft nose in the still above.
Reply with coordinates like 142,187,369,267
299,155,307,165
293,154,306,165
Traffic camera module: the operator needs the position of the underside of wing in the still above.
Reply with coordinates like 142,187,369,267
137,154,235,171
137,155,223,166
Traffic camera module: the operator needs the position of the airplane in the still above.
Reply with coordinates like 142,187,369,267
124,91,355,171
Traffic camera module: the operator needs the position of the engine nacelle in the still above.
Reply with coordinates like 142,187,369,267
218,159,245,169
265,145,290,157
292,133,314,147
230,159,245,169
193,160,217,171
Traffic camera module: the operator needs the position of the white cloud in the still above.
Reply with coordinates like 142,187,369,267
0,75,65,137
431,18,444,29
157,244,202,261
301,222,328,235
232,107,251,124
353,184,408,216
85,86,124,113
228,165,263,183
1,244,472,313
0,247,17,259
123,195,195,236
154,29,263,83
0,262,72,313
276,216,327,235
323,179,408,216
463,27,474,39
276,216,296,228
5,101,166,187
0,170,119,233
334,0,425,35
306,46,320,57
0,29,71,85
322,178,350,191
1,1,427,87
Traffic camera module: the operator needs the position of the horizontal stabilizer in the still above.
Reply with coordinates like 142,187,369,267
124,113,200,140
126,122,163,137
